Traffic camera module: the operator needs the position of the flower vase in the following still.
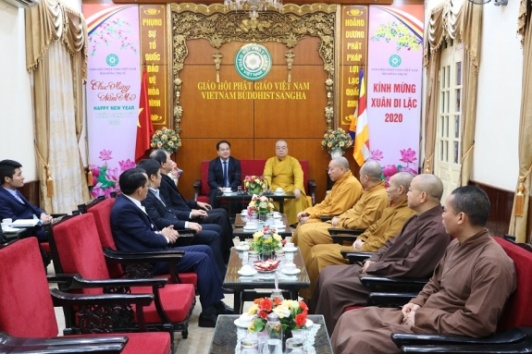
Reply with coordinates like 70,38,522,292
282,328,292,352
260,244,274,261
249,187,262,195
330,149,344,158
258,213,268,223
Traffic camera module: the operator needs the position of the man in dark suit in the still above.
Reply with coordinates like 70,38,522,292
110,167,232,327
0,160,53,242
207,140,242,208
137,159,225,275
150,149,234,262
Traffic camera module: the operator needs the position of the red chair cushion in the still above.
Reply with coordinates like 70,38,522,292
493,237,532,331
0,238,58,337
87,198,124,278
71,332,171,354
53,214,111,295
132,284,195,323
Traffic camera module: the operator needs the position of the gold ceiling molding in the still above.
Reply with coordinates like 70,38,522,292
170,3,338,131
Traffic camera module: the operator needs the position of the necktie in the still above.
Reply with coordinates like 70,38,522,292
223,160,229,187
14,191,24,204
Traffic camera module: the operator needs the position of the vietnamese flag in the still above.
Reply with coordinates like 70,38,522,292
135,70,154,163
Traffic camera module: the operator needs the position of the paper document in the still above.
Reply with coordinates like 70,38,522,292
11,219,39,228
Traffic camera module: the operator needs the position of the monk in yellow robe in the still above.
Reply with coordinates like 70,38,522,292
294,160,388,267
294,157,363,227
301,172,416,299
263,140,309,224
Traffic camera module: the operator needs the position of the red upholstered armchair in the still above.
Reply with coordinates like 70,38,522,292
0,238,171,354
391,237,532,353
51,213,196,342
87,197,197,286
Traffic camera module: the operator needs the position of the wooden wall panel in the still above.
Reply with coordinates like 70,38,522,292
254,67,327,138
175,37,333,203
180,67,255,138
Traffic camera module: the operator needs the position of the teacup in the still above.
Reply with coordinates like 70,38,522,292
245,222,258,229
273,212,282,219
222,187,232,193
2,218,12,226
275,188,283,194
283,263,297,272
284,242,295,249
274,220,284,228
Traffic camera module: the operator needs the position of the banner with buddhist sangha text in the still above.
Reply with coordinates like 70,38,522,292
84,4,141,197
366,5,423,179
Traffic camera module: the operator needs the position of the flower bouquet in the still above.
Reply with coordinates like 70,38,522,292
244,175,266,195
321,128,353,155
151,127,181,153
247,195,275,216
251,227,283,256
247,297,308,333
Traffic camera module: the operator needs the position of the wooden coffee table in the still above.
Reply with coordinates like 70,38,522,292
222,247,310,314
216,191,295,214
233,214,292,240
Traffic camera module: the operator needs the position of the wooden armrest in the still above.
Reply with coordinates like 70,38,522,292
360,276,428,292
307,179,317,205
328,228,365,235
328,229,364,245
103,248,188,283
367,292,418,307
319,215,334,222
71,273,168,289
193,179,201,200
51,288,154,307
103,247,185,262
0,331,127,353
341,251,372,263
392,328,528,346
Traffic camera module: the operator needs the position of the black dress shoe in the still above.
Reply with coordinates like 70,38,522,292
214,301,234,314
198,311,218,327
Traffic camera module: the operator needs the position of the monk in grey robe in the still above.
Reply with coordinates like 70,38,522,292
312,174,450,334
331,185,516,354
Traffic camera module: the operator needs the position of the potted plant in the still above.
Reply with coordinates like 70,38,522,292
321,128,353,157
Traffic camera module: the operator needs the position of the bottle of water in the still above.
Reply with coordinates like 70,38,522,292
266,312,283,354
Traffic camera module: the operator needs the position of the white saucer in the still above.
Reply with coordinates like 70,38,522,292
234,318,253,328
274,192,284,195
235,245,250,251
274,228,285,232
223,192,237,196
283,247,298,252
281,268,301,275
238,268,258,276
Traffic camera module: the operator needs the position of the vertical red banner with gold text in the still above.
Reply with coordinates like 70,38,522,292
340,6,368,128
140,5,168,129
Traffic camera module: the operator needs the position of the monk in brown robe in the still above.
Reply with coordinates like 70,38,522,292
302,172,416,299
294,156,363,226
331,185,516,354
312,174,450,334
294,160,388,266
